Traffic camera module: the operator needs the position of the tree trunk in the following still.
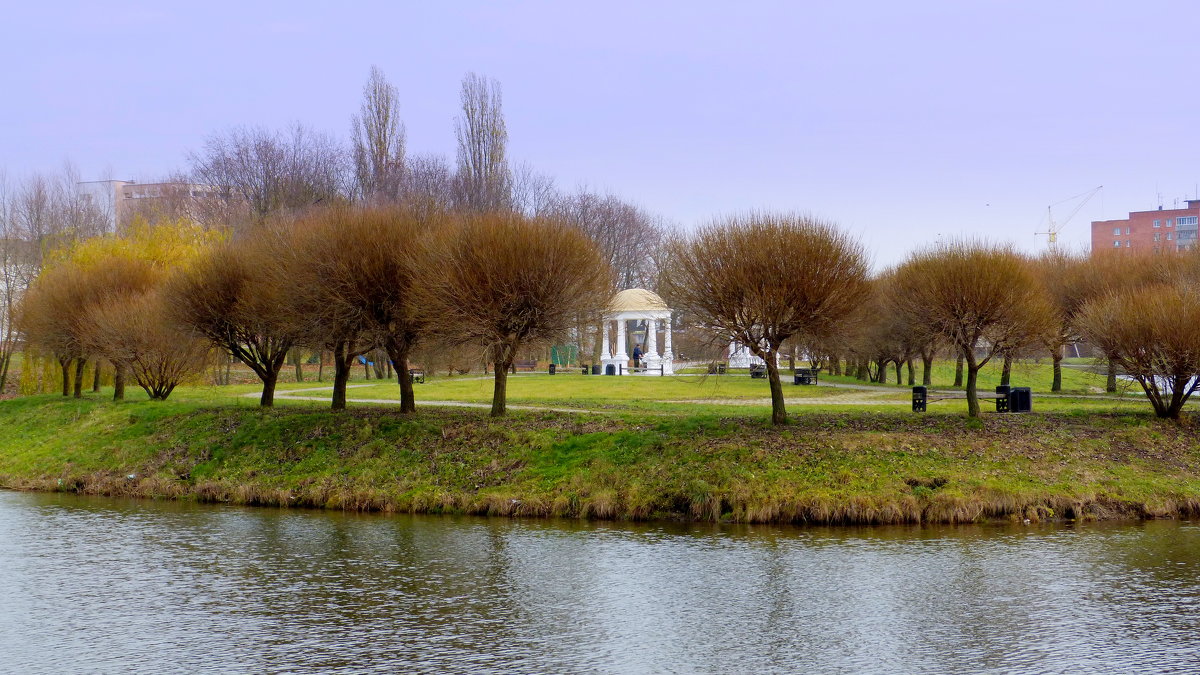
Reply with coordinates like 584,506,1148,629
830,357,842,376
764,354,787,425
397,352,415,414
857,360,870,382
1106,357,1118,393
922,352,933,386
113,367,125,401
953,353,964,387
876,358,887,384
292,349,304,383
492,361,510,416
332,342,352,411
906,358,915,386
92,363,101,392
965,355,980,418
73,359,85,398
0,352,10,391
382,339,417,414
363,356,371,380
259,370,279,407
59,358,71,397
318,351,325,382
372,349,385,379
1051,347,1063,392
1000,353,1012,387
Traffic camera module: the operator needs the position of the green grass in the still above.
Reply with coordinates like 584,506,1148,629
2,377,1199,524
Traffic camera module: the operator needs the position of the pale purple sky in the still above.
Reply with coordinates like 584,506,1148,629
3,1,1198,266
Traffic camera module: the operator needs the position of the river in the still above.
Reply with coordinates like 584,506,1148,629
1,490,1198,674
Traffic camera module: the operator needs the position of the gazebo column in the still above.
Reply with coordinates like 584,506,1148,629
645,319,659,359
615,319,629,362
663,320,673,361
601,321,610,358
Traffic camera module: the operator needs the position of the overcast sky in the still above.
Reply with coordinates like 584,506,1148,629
2,1,1197,267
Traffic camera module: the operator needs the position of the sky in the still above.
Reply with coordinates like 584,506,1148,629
2,1,1198,267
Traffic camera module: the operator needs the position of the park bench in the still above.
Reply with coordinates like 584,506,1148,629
618,364,665,376
793,367,820,385
912,385,1031,413
512,360,538,372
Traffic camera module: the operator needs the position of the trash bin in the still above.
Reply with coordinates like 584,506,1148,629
549,363,557,375
912,386,927,412
995,385,1010,413
591,364,601,375
605,364,616,376
581,366,589,375
1009,387,1032,413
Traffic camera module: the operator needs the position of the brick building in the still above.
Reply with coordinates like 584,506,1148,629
1091,200,1200,252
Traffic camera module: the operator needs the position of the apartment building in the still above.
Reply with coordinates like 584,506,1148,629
1091,200,1200,252
76,180,224,230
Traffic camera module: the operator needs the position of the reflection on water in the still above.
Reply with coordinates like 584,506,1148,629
1,490,1198,673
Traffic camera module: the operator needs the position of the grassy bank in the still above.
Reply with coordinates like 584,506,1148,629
2,392,1198,525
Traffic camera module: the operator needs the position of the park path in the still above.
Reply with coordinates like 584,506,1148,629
246,385,608,414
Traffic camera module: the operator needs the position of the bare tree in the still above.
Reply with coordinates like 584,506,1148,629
1077,284,1200,419
893,242,1054,417
165,234,300,406
188,124,349,228
351,66,406,203
400,153,455,217
454,72,511,212
280,206,432,411
84,289,211,400
660,213,870,425
418,212,610,416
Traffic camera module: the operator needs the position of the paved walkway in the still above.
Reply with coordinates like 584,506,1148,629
247,385,608,414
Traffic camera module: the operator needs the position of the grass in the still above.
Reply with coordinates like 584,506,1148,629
2,364,1199,525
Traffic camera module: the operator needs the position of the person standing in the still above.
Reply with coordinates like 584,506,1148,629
632,344,643,368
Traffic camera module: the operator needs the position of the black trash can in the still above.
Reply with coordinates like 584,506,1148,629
605,364,616,376
912,386,927,412
995,385,1010,413
1009,387,1032,413
549,363,557,375
582,367,588,375
591,364,601,375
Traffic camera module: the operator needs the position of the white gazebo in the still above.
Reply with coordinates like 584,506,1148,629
601,288,675,375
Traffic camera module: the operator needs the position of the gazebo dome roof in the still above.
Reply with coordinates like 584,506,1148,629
608,288,669,313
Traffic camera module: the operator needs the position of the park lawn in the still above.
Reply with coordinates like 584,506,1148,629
2,391,1199,524
153,371,1161,418
820,357,1124,395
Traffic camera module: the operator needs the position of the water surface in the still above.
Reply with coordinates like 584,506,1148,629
1,490,1198,673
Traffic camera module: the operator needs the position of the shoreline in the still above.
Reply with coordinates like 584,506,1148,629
2,395,1199,525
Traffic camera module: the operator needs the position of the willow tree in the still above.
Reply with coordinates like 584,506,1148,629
165,234,299,406
1077,284,1200,419
84,289,211,400
420,212,610,416
660,213,870,425
893,242,1053,417
281,206,430,411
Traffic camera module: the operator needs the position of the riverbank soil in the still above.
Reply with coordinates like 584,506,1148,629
2,393,1198,524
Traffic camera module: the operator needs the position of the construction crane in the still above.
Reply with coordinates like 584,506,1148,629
1036,185,1103,250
